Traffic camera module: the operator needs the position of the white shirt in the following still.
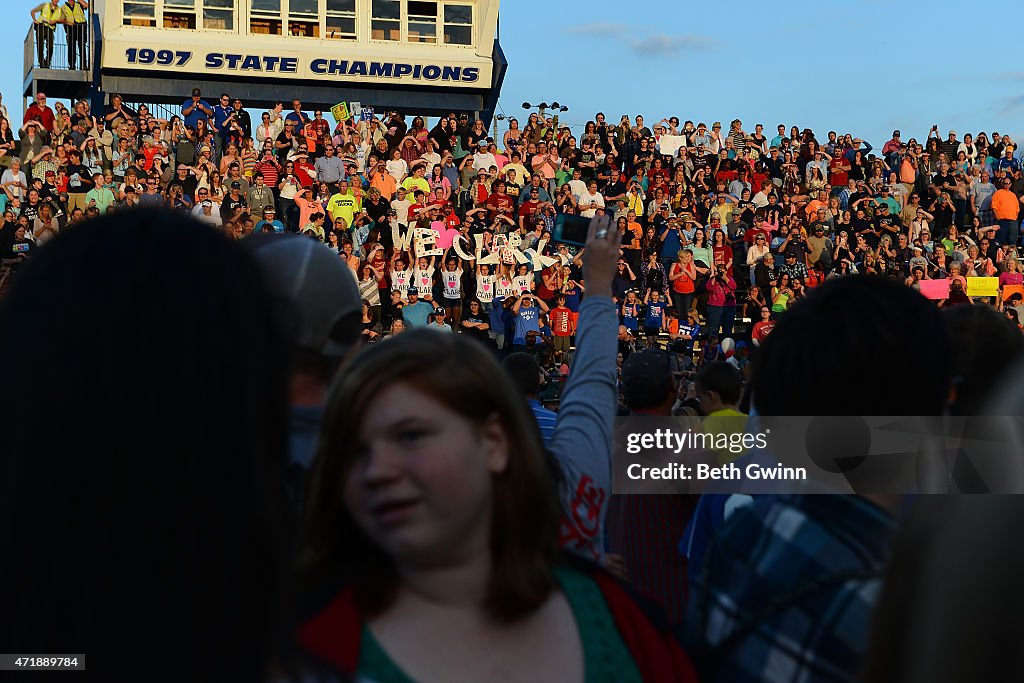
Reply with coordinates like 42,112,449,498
420,151,441,171
473,152,497,171
441,269,462,298
1,169,27,200
476,274,496,302
391,198,412,225
579,190,605,218
194,208,222,227
386,158,408,184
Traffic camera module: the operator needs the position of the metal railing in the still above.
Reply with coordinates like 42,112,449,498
124,102,182,122
24,16,91,72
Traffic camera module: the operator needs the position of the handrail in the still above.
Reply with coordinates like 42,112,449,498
24,12,92,73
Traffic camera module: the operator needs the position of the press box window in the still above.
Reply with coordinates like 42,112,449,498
443,3,472,45
204,0,235,30
250,0,282,35
123,0,156,27
407,1,436,43
371,0,400,41
288,0,319,37
326,0,357,40
163,0,196,28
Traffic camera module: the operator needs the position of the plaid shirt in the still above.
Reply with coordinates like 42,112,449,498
774,262,808,281
684,494,894,683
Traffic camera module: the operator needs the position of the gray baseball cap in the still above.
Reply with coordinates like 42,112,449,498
244,234,361,357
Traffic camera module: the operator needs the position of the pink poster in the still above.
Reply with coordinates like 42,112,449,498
919,279,949,300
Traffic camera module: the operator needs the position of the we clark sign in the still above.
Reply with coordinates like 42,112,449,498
393,224,562,270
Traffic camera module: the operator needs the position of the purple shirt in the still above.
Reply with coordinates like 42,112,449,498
707,276,737,306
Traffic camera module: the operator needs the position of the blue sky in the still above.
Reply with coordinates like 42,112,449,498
5,0,1024,147
495,0,1024,146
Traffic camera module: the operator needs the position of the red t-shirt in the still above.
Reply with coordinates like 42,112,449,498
294,160,316,187
550,306,574,336
486,193,514,217
829,159,849,188
518,199,541,219
752,320,776,343
744,226,770,244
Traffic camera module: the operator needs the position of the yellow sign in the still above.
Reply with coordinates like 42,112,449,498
967,277,999,297
331,102,351,122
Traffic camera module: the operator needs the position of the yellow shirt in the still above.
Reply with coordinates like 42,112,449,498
401,176,430,196
503,163,529,184
326,192,360,228
704,408,747,464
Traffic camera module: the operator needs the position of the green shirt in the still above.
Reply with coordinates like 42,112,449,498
358,566,642,683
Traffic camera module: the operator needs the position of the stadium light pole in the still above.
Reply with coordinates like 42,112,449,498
522,101,569,119
494,114,507,145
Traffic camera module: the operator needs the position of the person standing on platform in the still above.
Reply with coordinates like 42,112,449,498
30,0,64,69
61,0,89,70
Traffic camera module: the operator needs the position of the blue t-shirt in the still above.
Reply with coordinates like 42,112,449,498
489,296,507,332
513,305,541,345
402,301,433,328
255,219,285,233
285,111,308,127
622,302,641,331
677,322,701,350
563,284,583,312
661,225,682,259
212,104,233,132
181,98,212,128
645,300,666,328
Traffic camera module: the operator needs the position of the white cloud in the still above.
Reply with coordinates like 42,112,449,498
628,34,718,56
563,24,719,57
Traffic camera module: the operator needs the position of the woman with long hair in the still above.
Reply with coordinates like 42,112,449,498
711,228,734,271
690,227,713,271
503,117,521,156
429,117,453,156
0,116,16,167
208,170,226,204
219,142,240,176
428,163,452,201
359,262,382,323
771,272,793,312
848,150,868,182
298,218,697,681
81,134,105,178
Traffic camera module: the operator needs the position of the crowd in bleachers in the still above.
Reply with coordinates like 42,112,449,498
5,93,1024,352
